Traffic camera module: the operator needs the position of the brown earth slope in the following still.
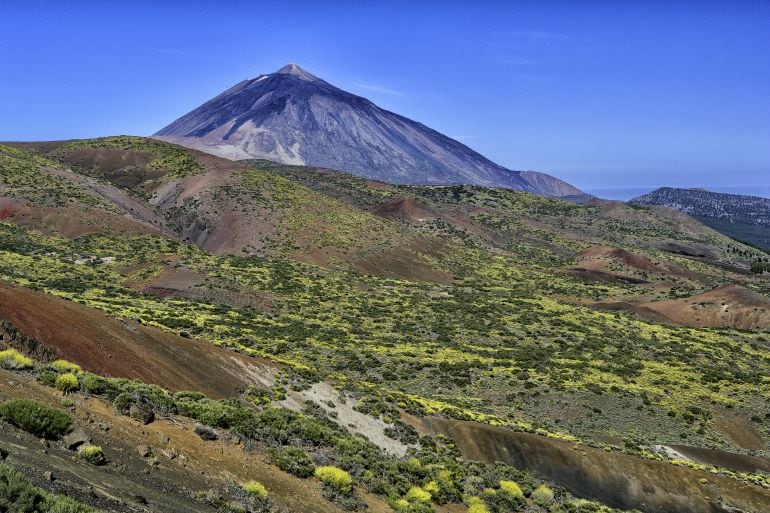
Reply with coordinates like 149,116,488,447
630,285,770,329
573,246,706,285
410,416,770,513
372,196,437,223
0,283,277,397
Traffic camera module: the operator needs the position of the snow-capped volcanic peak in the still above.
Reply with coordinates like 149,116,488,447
154,64,585,197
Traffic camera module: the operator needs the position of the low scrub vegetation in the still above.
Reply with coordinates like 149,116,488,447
242,480,268,498
0,398,72,439
1,142,768,512
18,362,641,512
0,463,96,512
55,372,80,393
77,445,106,465
498,480,523,497
532,484,554,505
51,359,82,373
0,348,33,370
315,466,353,492
0,220,765,452
269,446,315,478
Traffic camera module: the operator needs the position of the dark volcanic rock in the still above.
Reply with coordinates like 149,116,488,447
62,428,90,450
156,64,584,197
128,403,155,425
193,424,218,441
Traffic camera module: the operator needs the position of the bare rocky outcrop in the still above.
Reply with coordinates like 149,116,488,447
0,319,57,362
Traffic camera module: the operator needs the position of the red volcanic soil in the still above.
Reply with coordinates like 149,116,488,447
573,246,705,285
0,283,277,398
0,206,15,220
372,197,436,223
630,285,770,330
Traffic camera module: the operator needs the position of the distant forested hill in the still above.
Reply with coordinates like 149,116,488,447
630,187,770,250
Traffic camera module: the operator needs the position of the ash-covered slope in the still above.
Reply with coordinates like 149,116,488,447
155,64,583,197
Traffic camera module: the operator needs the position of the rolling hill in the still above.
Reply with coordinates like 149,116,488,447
630,187,770,250
0,138,768,513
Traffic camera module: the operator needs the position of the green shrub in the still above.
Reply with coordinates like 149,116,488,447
0,463,96,512
113,391,138,415
532,484,554,505
392,498,411,512
173,392,253,431
467,497,490,513
37,370,58,387
51,359,82,373
77,445,106,465
0,348,32,369
55,373,80,393
242,480,268,498
486,480,527,511
194,424,218,440
81,374,110,395
315,466,353,492
269,446,315,478
404,486,432,503
0,399,72,439
498,480,523,497
112,384,176,418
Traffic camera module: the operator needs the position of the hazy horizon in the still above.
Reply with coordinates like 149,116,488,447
1,0,768,192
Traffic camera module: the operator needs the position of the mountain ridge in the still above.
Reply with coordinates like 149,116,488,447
155,64,585,198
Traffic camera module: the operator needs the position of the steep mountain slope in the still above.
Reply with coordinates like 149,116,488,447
630,187,770,250
155,64,584,197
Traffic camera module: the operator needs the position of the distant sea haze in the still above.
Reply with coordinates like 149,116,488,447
583,185,770,201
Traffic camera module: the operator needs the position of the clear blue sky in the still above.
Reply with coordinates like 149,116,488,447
1,0,768,192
